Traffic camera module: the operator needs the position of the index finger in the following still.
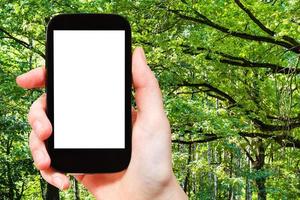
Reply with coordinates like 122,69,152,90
16,66,46,89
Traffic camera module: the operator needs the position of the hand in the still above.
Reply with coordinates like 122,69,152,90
16,47,187,200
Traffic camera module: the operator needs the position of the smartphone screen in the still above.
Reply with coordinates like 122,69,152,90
53,30,125,149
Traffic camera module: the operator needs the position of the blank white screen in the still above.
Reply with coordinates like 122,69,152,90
53,30,125,149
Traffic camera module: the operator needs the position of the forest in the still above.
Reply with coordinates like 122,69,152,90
0,0,299,199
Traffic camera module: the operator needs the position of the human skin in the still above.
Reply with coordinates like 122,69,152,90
16,47,188,200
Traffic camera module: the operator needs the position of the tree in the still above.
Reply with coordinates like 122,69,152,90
0,0,299,199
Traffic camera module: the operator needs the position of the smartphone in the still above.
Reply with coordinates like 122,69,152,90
45,14,132,173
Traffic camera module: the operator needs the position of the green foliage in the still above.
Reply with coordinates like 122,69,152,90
0,0,299,199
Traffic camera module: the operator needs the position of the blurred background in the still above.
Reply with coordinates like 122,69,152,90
0,0,299,199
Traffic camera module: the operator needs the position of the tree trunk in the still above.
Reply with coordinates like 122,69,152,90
46,184,60,200
245,160,252,200
16,181,26,200
208,143,217,200
213,99,218,199
198,145,203,195
213,147,218,199
40,174,47,200
7,162,14,200
228,152,234,200
183,143,192,193
245,177,252,200
6,139,14,199
73,177,80,200
252,139,266,200
255,178,266,200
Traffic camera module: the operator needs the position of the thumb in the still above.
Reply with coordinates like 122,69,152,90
132,47,165,121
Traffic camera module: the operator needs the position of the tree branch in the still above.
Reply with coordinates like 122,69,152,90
171,128,300,148
176,82,237,104
182,44,300,74
220,58,300,74
0,27,45,59
267,114,300,123
241,146,255,163
174,88,228,102
234,0,274,36
252,118,300,132
172,136,222,144
234,0,299,47
167,9,299,53
239,131,300,148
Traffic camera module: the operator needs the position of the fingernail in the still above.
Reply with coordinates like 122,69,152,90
34,150,44,164
139,47,146,62
53,176,64,190
33,120,42,137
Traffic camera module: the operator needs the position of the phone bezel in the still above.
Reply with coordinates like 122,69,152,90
46,14,132,173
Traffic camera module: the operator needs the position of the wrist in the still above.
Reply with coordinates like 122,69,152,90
153,174,188,200
119,173,188,200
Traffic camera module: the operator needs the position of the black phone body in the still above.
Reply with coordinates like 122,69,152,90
46,14,132,173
